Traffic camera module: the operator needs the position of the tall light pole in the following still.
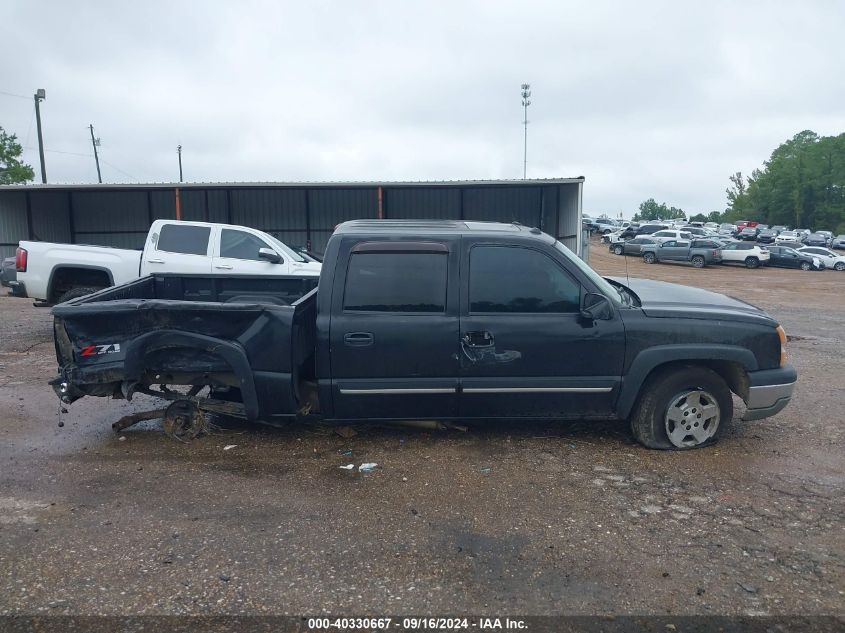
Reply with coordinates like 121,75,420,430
177,145,183,182
88,124,102,183
33,89,47,183
520,83,531,180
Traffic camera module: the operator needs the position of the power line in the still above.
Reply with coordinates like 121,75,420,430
24,146,93,158
0,90,30,100
21,143,142,182
98,158,138,182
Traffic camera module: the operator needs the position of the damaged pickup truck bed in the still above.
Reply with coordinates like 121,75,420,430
51,220,797,450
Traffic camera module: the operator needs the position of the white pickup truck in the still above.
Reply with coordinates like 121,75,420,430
13,220,321,304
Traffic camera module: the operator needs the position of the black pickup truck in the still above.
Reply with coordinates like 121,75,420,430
51,220,796,450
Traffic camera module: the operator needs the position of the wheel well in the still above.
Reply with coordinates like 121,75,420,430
636,359,749,405
49,267,111,303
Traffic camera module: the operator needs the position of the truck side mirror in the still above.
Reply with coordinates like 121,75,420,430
581,293,612,321
258,248,282,264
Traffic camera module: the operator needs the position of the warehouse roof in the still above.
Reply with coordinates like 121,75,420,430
0,177,584,192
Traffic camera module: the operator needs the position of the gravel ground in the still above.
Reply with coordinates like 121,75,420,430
0,241,842,617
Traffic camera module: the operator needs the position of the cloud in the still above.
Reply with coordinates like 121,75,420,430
2,0,843,215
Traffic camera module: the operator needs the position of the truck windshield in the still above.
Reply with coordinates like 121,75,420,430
552,241,621,305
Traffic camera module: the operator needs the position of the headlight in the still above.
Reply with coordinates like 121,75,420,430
776,325,787,367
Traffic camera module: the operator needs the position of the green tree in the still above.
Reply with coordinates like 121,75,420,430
725,130,845,230
0,126,35,184
633,198,686,222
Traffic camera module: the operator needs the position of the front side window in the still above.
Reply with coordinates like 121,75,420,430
344,252,447,313
157,224,210,256
470,246,580,314
220,229,275,262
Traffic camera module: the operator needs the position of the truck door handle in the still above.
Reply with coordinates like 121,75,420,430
147,258,164,264
215,264,234,270
462,331,494,348
344,332,374,347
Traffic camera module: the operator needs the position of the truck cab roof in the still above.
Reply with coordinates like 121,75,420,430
334,219,547,240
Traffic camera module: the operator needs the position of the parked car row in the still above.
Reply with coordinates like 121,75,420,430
607,235,835,271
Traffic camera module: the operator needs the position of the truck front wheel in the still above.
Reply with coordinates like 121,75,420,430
643,252,656,264
630,366,733,450
691,255,705,268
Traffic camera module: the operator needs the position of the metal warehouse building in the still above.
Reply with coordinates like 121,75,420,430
0,178,584,260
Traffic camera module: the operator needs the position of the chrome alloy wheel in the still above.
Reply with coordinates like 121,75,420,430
664,389,721,448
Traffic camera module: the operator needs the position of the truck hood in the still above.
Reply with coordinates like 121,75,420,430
608,277,776,326
289,261,322,275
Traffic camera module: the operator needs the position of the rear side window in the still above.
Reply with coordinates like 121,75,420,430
469,246,580,313
220,229,274,262
344,253,447,313
157,224,210,256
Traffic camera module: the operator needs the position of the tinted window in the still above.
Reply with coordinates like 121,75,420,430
737,243,753,250
220,229,274,261
470,246,580,314
157,224,210,256
692,240,716,248
344,253,446,313
662,241,677,247
653,231,673,237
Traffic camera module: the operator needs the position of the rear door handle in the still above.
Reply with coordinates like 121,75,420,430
147,259,164,264
344,332,374,347
215,264,234,270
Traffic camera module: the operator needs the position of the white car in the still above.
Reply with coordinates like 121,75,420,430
796,246,845,271
718,242,771,268
651,229,693,241
775,230,800,244
14,219,322,304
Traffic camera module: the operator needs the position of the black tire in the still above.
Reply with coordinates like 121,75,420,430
56,286,100,304
613,245,624,256
800,261,811,271
835,262,845,271
691,255,705,268
643,252,656,264
630,365,733,450
745,256,760,269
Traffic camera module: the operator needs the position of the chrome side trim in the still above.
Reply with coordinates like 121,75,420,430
463,387,613,394
339,388,456,395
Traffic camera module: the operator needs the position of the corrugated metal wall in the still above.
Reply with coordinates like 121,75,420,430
0,181,583,260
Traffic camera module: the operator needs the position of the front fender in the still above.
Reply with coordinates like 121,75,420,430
616,344,758,419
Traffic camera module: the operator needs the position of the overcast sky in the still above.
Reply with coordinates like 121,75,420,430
3,1,844,216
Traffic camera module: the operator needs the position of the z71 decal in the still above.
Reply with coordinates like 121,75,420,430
79,343,121,357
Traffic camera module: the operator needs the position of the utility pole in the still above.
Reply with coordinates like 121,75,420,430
88,124,102,184
520,83,531,180
33,89,47,183
177,145,183,182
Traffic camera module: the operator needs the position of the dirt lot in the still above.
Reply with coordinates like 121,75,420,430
0,240,843,617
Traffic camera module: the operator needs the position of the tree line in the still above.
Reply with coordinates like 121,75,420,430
634,130,845,234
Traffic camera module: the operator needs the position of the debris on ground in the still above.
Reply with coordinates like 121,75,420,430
340,449,353,457
338,464,355,470
223,444,237,451
480,467,492,474
334,426,357,439
358,463,378,472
